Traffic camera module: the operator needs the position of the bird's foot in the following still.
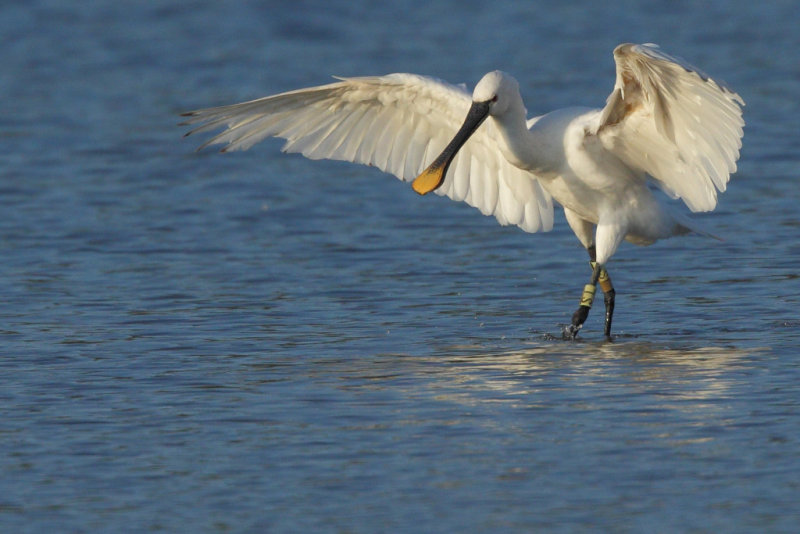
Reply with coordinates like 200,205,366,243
562,323,583,340
563,305,591,340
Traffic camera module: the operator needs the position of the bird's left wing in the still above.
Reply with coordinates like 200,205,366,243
182,74,552,233
594,43,744,212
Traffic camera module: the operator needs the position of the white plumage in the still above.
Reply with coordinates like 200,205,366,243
182,43,744,338
184,72,553,233
596,44,744,213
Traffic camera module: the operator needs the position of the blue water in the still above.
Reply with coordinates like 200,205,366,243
2,0,799,532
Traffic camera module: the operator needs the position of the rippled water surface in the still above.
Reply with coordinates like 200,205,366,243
2,1,799,532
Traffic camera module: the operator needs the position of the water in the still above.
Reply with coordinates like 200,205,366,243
2,0,799,531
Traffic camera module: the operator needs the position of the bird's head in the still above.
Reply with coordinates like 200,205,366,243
472,70,520,117
412,71,521,195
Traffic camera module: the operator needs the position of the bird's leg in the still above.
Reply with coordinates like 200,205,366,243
565,262,602,339
592,261,616,341
583,245,616,340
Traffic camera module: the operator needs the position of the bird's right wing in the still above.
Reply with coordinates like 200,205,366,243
595,43,745,212
182,74,553,233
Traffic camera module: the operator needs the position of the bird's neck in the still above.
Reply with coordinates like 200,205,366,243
490,106,552,173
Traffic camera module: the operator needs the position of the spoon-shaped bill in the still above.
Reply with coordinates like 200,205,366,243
412,100,491,195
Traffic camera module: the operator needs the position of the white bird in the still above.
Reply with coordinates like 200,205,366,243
182,43,744,340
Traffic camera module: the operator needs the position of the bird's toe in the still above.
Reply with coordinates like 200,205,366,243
562,323,582,340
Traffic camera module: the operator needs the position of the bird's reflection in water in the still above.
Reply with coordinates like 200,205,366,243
330,341,763,447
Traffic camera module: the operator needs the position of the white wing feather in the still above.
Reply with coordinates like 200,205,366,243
182,74,553,233
596,43,745,212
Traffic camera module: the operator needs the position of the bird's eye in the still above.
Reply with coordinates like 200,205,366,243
491,95,498,103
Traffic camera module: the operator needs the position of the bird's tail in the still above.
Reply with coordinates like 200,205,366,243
672,210,724,241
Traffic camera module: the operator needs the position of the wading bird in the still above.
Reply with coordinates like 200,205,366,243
182,43,744,340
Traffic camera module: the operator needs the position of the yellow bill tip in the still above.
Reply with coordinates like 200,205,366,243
412,167,445,195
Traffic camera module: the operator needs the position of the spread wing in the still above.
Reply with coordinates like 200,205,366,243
595,43,745,212
182,74,553,233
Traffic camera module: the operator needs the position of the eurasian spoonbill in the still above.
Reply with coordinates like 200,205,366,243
182,43,745,340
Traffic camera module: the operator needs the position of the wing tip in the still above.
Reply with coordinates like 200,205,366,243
618,42,747,107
